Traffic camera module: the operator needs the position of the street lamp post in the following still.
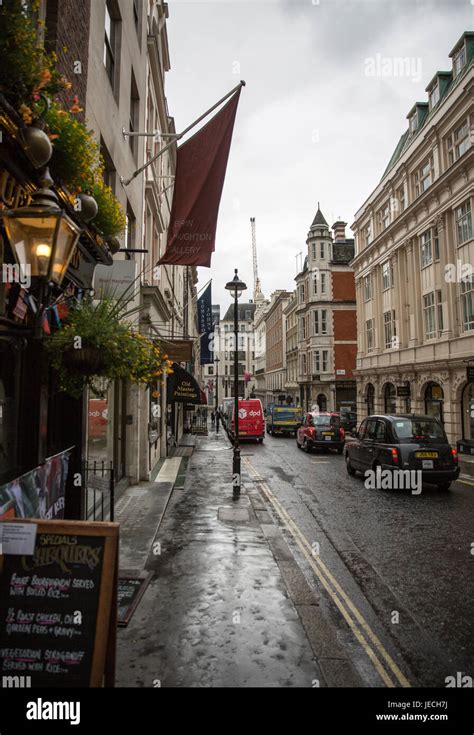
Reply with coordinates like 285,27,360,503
214,356,220,433
225,269,247,500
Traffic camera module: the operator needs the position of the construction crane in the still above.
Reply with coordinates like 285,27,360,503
250,217,262,303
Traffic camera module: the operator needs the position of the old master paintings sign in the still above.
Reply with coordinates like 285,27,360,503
0,519,119,687
0,448,72,522
167,363,202,404
198,282,213,364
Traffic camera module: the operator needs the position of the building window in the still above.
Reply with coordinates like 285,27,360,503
366,318,374,353
322,350,328,372
125,203,136,250
133,0,140,32
455,200,472,244
396,185,405,214
460,277,474,331
420,229,433,268
384,310,396,349
298,284,305,303
313,310,327,335
379,202,390,230
446,119,471,165
423,292,436,339
314,351,320,373
429,83,440,110
313,274,318,295
245,310,252,320
104,1,119,91
208,366,214,375
363,274,372,302
384,383,397,414
364,223,372,246
320,273,326,294
299,317,306,340
366,383,375,415
414,156,434,197
301,354,307,375
453,44,466,77
100,138,116,193
409,114,418,135
382,261,393,291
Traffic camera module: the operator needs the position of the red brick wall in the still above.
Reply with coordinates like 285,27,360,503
332,271,355,301
333,310,357,341
334,343,357,378
45,0,91,122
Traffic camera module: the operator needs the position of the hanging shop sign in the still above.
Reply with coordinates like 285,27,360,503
167,363,202,404
93,261,138,300
160,338,193,363
0,519,119,687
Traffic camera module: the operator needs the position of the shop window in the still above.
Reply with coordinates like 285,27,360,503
462,382,474,442
384,383,397,414
425,382,444,424
366,383,375,415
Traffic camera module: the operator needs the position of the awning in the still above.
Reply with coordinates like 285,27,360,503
167,363,202,404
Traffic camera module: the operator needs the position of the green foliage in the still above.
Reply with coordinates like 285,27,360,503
43,104,102,193
45,294,172,398
0,0,68,115
91,178,127,238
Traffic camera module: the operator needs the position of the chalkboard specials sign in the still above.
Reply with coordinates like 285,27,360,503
0,519,119,687
117,571,152,627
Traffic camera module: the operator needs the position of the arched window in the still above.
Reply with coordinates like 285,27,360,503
425,382,444,423
366,383,375,415
384,383,397,414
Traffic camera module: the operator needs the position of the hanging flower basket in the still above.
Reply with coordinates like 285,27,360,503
62,346,106,375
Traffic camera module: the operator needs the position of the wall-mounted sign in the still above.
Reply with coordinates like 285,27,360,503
93,261,137,300
397,385,411,397
161,339,193,363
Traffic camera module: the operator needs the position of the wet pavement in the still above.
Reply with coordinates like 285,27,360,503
241,431,474,687
115,428,474,687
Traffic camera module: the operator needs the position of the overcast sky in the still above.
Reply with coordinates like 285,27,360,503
165,0,473,312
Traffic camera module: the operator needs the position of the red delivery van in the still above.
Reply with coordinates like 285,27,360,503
229,399,264,442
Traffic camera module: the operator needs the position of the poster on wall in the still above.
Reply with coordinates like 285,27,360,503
0,447,72,521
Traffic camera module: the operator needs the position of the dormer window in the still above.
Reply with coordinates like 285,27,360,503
429,84,440,110
453,44,466,77
409,114,418,134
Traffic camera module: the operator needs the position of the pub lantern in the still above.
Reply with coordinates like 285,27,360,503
0,168,81,286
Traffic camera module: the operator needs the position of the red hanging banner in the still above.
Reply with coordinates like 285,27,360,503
158,89,242,267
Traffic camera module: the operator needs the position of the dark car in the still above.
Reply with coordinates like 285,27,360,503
340,410,358,433
296,412,345,453
344,414,460,490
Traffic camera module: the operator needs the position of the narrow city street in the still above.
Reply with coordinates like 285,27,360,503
239,431,474,687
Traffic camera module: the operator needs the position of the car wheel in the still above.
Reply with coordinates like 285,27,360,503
258,437,263,443
337,447,343,454
303,438,311,453
346,455,356,475
437,482,451,491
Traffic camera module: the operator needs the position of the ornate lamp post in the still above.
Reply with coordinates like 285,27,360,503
225,269,247,499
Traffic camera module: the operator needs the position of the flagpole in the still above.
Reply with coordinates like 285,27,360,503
121,81,246,187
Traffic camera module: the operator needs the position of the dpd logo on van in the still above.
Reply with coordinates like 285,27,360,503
238,408,248,419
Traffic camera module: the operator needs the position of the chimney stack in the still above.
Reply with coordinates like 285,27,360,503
332,220,347,242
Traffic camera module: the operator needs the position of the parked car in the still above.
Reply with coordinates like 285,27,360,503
266,405,303,436
228,398,265,442
344,414,460,490
296,412,345,453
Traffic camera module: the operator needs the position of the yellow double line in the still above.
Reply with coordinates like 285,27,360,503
244,457,411,688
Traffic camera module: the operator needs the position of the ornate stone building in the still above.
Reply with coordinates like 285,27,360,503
351,32,474,446
295,207,357,413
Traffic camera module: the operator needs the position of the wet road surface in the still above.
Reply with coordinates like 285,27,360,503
240,431,474,687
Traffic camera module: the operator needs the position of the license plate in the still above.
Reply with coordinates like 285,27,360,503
322,432,333,436
324,436,332,441
422,460,433,469
416,451,438,458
